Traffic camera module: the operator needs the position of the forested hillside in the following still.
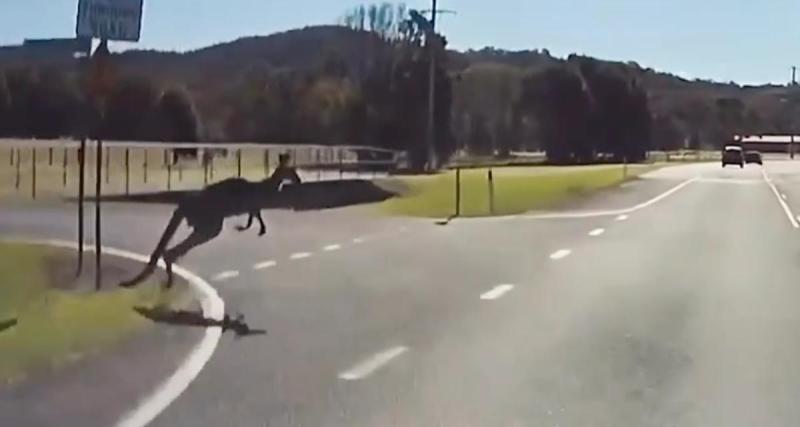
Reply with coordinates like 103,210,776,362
1,3,798,168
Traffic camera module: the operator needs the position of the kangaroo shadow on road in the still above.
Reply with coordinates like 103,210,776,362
133,306,266,338
0,318,18,334
86,179,397,210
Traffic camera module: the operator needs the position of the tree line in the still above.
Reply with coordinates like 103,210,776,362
0,2,788,169
0,66,199,142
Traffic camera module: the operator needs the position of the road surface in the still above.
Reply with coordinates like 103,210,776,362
4,160,800,426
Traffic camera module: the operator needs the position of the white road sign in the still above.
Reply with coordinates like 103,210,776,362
76,0,143,42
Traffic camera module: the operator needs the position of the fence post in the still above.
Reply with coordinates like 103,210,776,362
455,167,462,217
62,146,68,187
14,148,20,190
31,148,36,199
143,148,148,184
263,149,270,177
209,156,214,181
8,147,13,166
124,148,130,194
105,146,110,183
77,139,86,275
623,156,628,180
488,169,495,215
48,147,53,166
166,158,172,191
237,149,242,178
95,139,102,291
339,148,344,180
203,155,208,185
316,149,321,181
178,159,183,182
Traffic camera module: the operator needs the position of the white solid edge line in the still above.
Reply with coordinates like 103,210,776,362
2,238,225,427
253,260,277,270
616,214,629,221
212,270,239,281
480,284,515,300
323,244,342,251
625,176,699,212
290,252,312,260
550,249,572,260
762,169,800,229
588,228,605,237
520,176,699,220
338,346,408,381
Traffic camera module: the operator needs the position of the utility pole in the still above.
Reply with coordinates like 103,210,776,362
792,66,797,86
425,0,439,172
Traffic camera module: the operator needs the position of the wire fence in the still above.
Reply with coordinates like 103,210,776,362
0,139,407,201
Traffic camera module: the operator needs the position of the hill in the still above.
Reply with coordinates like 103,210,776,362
1,24,799,153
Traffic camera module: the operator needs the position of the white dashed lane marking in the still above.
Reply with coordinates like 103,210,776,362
588,228,605,237
550,249,572,260
338,346,408,381
480,284,515,300
253,260,277,270
290,252,312,260
323,244,342,252
212,270,240,282
782,193,788,200
616,214,629,221
352,237,366,244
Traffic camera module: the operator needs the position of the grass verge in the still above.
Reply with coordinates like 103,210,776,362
380,164,658,218
0,242,178,384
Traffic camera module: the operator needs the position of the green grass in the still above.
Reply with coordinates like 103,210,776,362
0,242,175,384
380,164,657,218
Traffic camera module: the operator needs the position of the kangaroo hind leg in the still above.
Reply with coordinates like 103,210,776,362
120,209,184,288
163,218,223,288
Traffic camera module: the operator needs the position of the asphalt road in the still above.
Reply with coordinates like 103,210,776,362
5,160,800,426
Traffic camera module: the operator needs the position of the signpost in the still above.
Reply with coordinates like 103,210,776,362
76,0,144,42
75,0,144,288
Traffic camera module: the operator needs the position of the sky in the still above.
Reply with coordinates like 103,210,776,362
2,0,800,85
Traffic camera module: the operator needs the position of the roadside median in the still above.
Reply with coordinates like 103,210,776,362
378,164,659,218
0,241,187,385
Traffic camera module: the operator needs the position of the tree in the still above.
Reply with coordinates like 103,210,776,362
156,89,199,142
101,77,160,140
573,57,651,161
0,72,10,136
715,97,745,141
4,67,39,137
517,66,592,163
452,63,524,155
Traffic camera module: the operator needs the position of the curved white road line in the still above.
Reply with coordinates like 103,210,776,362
447,176,699,223
1,237,225,427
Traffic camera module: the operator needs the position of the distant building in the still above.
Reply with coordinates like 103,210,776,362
735,135,799,153
0,38,91,65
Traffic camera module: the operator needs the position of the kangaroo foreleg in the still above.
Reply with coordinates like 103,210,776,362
254,211,266,236
235,214,254,232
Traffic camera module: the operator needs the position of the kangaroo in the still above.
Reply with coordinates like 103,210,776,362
120,154,301,288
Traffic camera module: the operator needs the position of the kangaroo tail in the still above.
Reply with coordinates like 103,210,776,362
120,209,185,288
